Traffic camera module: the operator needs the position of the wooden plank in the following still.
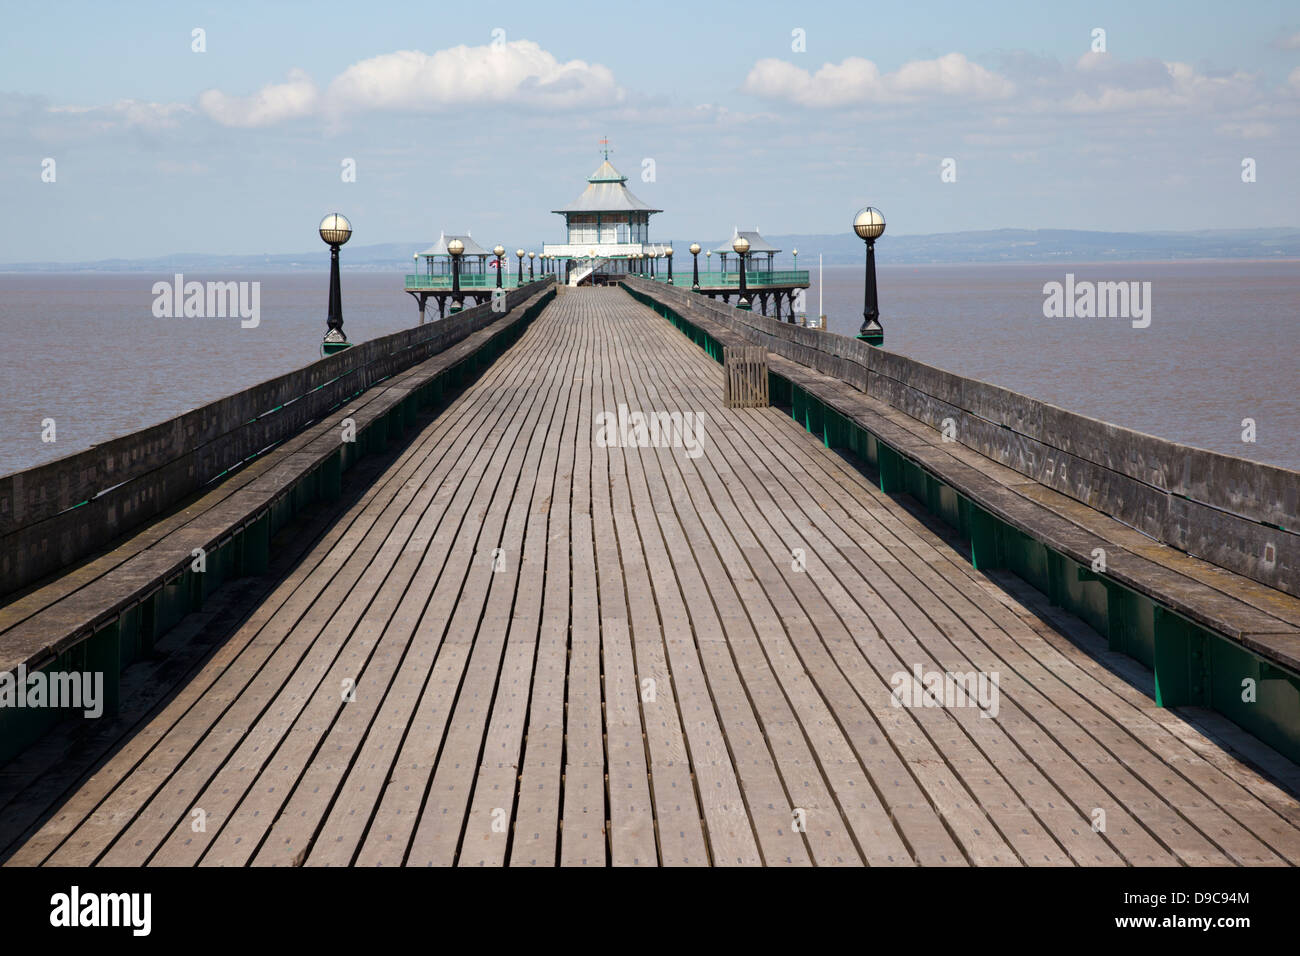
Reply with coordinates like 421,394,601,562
8,283,1300,869
21,314,551,867
339,316,572,866
584,305,659,867
458,313,588,867
755,409,1291,864
591,297,709,865
649,307,1292,866
647,310,1180,863
404,306,584,867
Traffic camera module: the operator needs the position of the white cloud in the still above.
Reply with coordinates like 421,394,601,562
1216,121,1276,139
741,53,1015,107
196,41,620,127
745,49,1274,120
48,99,192,129
198,68,319,128
1060,60,1256,113
1277,31,1300,50
327,41,620,112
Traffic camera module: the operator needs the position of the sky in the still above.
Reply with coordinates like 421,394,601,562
3,0,1299,261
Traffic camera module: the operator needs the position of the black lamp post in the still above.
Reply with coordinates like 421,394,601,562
528,251,535,280
666,246,674,285
689,243,701,291
516,249,525,284
494,244,505,289
853,206,886,345
320,213,353,354
733,234,751,310
448,237,464,314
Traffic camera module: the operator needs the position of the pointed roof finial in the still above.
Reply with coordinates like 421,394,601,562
599,135,611,161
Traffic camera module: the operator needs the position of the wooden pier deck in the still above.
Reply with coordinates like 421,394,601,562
4,286,1300,867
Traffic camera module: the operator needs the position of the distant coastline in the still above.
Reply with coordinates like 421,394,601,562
4,227,1298,273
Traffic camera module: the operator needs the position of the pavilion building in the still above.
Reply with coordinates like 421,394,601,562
414,231,492,278
543,150,670,285
712,228,781,273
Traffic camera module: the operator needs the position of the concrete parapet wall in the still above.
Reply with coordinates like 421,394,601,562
0,279,555,598
625,277,1299,598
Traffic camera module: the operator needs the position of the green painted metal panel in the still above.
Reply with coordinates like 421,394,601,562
1153,606,1208,707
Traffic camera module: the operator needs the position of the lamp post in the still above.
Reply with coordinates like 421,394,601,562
733,234,751,310
320,212,353,354
528,250,535,280
493,244,505,289
853,206,886,345
666,246,674,285
689,243,701,291
516,248,525,284
448,237,465,314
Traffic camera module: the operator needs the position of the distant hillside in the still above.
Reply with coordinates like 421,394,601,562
3,228,1297,272
753,227,1300,265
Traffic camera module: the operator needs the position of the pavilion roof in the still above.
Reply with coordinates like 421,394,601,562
553,160,662,215
418,232,492,257
711,229,781,255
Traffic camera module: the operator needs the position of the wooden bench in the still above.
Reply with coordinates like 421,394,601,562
623,277,1300,763
0,284,555,762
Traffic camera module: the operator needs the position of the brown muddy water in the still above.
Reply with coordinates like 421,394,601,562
0,261,1296,476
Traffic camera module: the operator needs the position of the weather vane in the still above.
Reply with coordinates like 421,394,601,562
599,136,612,161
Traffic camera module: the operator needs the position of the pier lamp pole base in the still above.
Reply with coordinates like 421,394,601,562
322,328,351,355
856,321,883,347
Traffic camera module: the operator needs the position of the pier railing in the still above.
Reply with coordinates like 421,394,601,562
406,273,527,290
642,270,809,289
624,274,1300,762
0,279,556,602
625,276,1297,597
